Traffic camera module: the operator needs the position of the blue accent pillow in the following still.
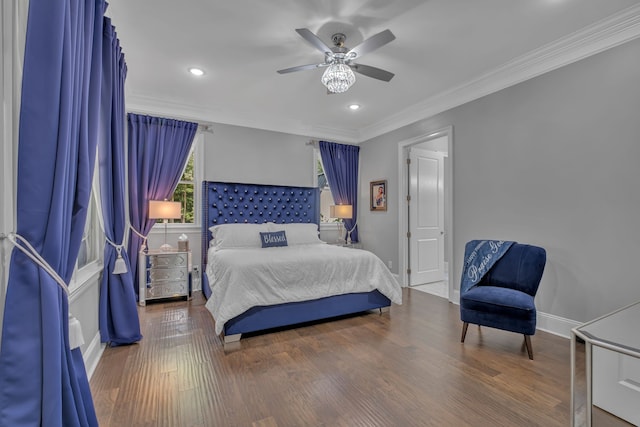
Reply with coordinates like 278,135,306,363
259,230,288,248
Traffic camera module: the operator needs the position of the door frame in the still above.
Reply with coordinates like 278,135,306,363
397,126,455,302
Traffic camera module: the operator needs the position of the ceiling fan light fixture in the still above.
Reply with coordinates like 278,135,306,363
321,63,356,93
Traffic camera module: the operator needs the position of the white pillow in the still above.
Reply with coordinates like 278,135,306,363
209,223,271,249
270,223,321,245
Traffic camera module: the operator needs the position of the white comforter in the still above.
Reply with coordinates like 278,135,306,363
205,243,402,335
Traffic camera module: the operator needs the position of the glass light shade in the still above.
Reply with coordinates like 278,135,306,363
148,200,182,219
330,204,353,219
321,63,356,93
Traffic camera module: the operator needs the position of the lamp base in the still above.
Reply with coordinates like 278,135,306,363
336,222,344,243
160,221,173,251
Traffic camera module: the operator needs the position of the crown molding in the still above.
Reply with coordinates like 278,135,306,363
125,93,361,143
358,3,640,142
306,124,360,143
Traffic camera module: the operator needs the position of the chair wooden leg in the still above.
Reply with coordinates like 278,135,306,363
461,322,469,343
524,335,534,360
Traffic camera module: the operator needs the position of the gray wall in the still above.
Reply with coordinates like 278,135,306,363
202,123,315,187
361,37,640,323
358,139,402,268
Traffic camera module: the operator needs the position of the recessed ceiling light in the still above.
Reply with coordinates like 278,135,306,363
348,104,360,110
188,67,205,76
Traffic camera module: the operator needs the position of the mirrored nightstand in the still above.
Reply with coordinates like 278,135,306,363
138,249,191,306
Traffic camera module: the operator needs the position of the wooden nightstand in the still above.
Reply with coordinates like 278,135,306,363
138,249,191,306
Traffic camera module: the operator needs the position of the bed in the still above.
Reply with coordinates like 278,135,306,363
201,181,402,343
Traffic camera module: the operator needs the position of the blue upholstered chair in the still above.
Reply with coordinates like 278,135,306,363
460,242,546,359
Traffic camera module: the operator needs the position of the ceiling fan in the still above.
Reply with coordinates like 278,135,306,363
277,28,396,93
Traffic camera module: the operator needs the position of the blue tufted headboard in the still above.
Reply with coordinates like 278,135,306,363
201,181,320,273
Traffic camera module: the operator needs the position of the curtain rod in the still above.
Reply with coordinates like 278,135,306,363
198,124,214,133
126,109,214,134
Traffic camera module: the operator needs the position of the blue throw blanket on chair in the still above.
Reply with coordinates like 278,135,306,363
460,240,515,294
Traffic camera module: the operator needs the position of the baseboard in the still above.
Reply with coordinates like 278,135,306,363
452,289,460,304
83,331,106,380
536,311,581,340
450,289,578,339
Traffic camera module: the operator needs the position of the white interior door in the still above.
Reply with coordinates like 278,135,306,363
408,148,445,286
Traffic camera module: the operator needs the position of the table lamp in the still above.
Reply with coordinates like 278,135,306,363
149,199,181,251
330,204,353,243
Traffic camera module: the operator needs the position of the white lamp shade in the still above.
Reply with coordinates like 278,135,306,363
148,200,182,220
330,204,353,219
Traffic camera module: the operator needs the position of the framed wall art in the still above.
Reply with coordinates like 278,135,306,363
370,180,387,211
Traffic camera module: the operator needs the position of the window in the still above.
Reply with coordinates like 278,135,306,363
170,149,196,224
70,182,102,293
317,155,336,223
167,132,202,226
76,193,99,269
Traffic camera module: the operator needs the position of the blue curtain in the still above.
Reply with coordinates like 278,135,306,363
127,114,198,296
319,141,360,243
97,18,142,346
0,0,104,425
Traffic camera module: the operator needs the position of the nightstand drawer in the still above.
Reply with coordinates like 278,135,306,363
149,253,188,268
149,267,188,282
146,280,188,299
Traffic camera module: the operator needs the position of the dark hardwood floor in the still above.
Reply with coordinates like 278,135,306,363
90,288,630,426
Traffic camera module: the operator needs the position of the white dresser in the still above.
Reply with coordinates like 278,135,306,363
138,249,191,306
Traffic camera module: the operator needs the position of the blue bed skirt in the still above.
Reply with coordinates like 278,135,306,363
224,290,391,336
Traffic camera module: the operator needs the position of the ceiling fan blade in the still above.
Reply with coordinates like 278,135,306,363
347,29,395,59
351,63,395,82
277,63,328,74
295,28,333,55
